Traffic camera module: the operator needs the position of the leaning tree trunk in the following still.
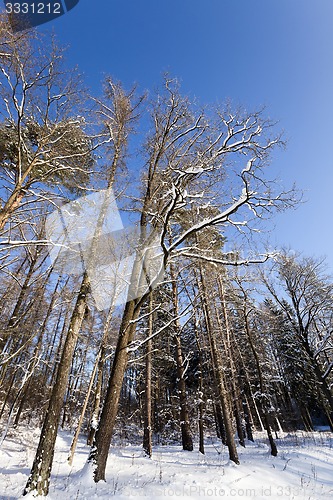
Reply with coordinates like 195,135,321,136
0,186,25,233
23,272,90,496
88,297,140,482
208,326,240,464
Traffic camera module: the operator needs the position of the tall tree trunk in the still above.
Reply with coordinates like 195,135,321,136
194,316,205,454
198,267,239,464
23,272,90,496
48,309,71,387
61,337,80,429
243,307,277,456
233,388,246,447
68,351,100,465
174,334,194,451
153,371,161,443
87,306,114,446
242,396,254,442
143,292,153,457
213,402,227,445
170,263,193,452
217,279,245,447
237,350,265,433
197,356,205,454
86,354,104,446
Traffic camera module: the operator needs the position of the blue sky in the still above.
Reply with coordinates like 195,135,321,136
19,0,333,269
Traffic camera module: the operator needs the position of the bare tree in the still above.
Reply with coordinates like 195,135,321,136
89,78,296,481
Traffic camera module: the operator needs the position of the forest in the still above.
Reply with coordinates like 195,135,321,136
0,18,332,497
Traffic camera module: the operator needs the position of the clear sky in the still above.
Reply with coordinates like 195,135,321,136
10,0,333,269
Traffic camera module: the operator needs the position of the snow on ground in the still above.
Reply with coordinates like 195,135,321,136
0,427,332,499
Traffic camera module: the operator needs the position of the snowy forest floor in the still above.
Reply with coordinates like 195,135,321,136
0,427,332,499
